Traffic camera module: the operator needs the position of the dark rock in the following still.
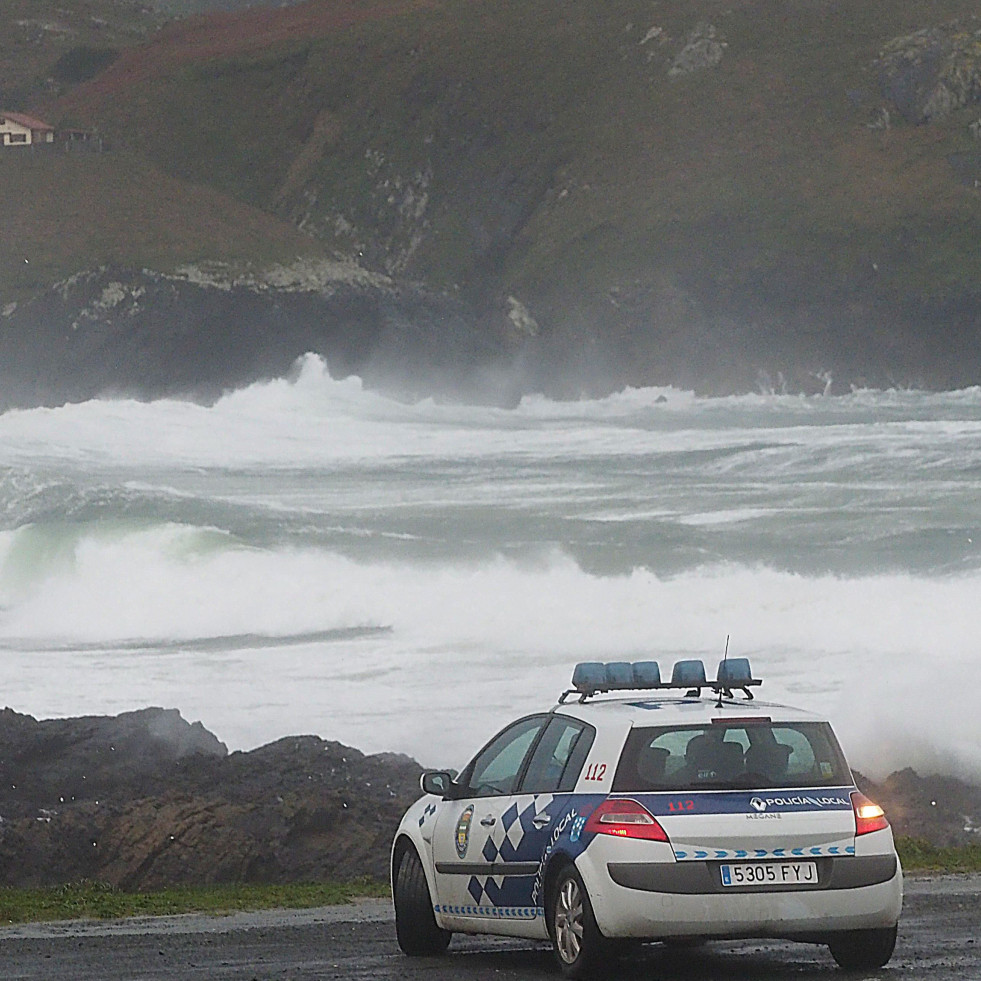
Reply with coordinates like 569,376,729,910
2,260,980,404
857,768,981,847
0,706,227,820
877,21,981,124
668,22,727,78
0,708,423,889
0,266,526,411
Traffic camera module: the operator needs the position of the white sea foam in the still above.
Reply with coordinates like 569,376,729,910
2,355,981,473
0,521,978,779
1,356,980,781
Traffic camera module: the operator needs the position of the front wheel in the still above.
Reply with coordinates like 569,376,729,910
393,846,451,956
828,925,897,970
548,865,614,978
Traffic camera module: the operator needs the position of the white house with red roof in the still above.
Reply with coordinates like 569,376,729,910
0,111,55,147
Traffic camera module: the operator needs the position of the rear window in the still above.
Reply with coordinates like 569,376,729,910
612,721,851,792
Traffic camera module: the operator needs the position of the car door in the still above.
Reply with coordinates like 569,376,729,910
432,714,593,938
431,715,547,932
513,715,595,910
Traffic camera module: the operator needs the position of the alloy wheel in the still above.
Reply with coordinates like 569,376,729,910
554,875,585,964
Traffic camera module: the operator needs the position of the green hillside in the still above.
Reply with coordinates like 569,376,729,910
151,0,309,13
5,0,981,390
0,150,326,301
0,1,162,108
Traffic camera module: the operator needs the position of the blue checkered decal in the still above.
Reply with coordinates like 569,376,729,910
479,795,554,863
434,904,541,919
674,843,855,861
429,795,592,918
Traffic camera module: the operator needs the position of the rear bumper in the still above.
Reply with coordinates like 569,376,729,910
607,853,897,893
578,854,903,939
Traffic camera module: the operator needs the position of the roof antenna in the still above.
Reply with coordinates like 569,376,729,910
716,635,731,708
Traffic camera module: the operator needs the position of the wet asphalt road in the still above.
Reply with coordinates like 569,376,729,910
1,875,978,980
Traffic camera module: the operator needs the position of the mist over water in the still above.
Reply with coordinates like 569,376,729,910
1,354,980,781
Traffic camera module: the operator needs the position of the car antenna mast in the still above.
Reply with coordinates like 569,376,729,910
716,635,731,708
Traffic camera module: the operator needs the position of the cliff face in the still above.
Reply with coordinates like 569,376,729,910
0,264,526,410
3,260,979,408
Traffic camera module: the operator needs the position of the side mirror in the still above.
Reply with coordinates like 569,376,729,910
421,770,458,798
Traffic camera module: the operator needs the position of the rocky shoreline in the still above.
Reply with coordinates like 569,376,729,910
3,263,981,410
0,707,977,891
0,265,526,412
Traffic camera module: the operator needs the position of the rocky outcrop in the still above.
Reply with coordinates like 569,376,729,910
0,265,526,410
878,20,981,123
668,22,727,78
0,707,225,816
0,708,422,890
4,260,979,406
8,4,981,401
857,769,981,847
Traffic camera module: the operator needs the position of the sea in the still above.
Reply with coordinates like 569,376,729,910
1,353,979,781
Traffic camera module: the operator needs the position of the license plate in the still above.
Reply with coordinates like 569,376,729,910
720,861,818,887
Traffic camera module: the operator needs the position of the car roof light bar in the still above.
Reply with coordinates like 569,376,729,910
559,657,761,703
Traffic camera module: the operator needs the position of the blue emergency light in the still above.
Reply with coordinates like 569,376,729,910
671,659,707,687
561,656,761,703
717,656,753,686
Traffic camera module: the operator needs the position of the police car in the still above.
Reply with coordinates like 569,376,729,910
391,658,903,977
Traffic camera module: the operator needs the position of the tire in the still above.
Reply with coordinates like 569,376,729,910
828,925,897,970
548,865,615,979
393,846,451,956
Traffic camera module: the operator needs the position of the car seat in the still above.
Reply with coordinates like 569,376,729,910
635,745,670,786
744,741,792,782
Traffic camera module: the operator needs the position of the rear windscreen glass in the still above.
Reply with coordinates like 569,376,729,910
612,721,851,792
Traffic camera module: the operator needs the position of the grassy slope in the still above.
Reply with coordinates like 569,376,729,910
0,0,161,107
6,0,981,379
0,150,325,301
897,838,981,874
0,1,328,301
49,1,981,272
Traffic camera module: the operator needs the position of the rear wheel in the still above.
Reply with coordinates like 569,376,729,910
548,865,614,978
828,925,897,970
393,846,451,956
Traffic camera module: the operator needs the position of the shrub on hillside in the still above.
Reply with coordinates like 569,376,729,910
52,46,120,85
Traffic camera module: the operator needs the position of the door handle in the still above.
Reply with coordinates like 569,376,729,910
532,813,551,828
480,816,496,827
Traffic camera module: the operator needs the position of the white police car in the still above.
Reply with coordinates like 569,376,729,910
391,658,903,977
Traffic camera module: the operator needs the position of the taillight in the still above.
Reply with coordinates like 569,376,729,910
583,798,670,842
852,791,890,836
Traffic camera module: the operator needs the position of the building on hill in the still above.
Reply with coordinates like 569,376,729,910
0,111,55,147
